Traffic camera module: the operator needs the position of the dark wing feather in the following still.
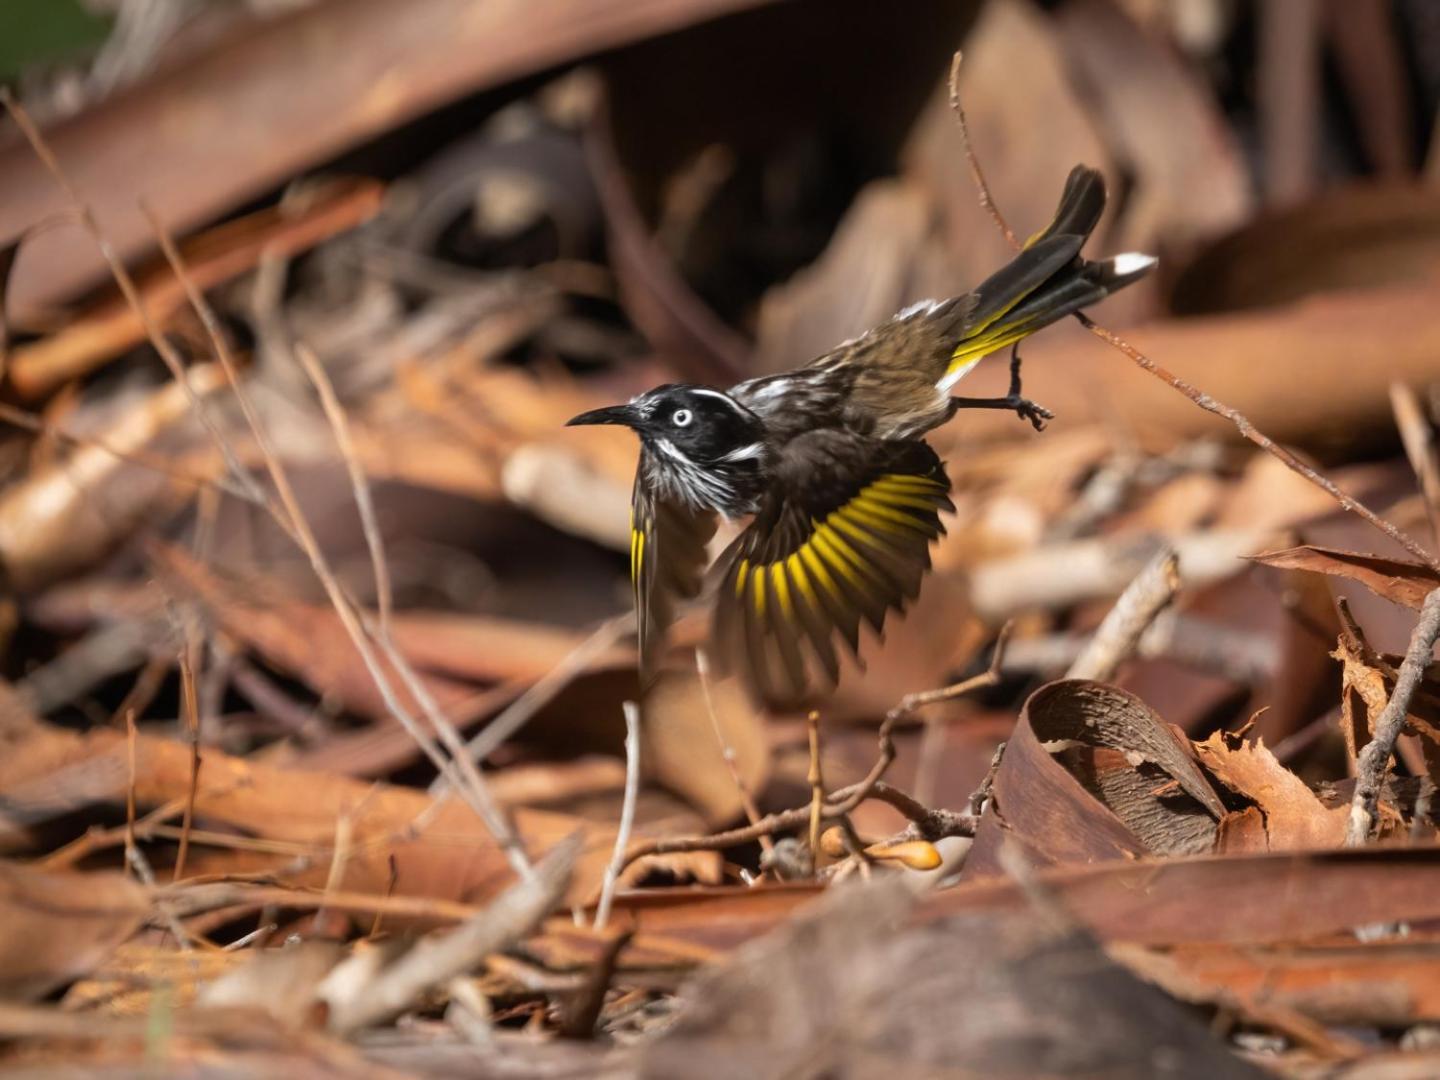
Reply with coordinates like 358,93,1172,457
709,432,953,708
631,465,717,675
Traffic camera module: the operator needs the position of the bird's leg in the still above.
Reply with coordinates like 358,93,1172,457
947,346,1055,431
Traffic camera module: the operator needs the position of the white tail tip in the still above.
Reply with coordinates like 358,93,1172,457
1110,252,1158,276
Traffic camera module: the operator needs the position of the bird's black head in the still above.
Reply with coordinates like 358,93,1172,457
568,384,768,514
568,384,765,464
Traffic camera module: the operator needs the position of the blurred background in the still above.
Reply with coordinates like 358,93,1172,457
2,0,1440,925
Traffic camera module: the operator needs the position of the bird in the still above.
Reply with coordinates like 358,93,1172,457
568,165,1154,708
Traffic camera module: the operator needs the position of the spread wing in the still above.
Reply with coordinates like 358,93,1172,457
631,464,717,674
709,432,953,708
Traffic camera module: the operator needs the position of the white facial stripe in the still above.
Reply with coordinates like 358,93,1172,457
652,437,689,462
685,387,751,415
721,442,765,462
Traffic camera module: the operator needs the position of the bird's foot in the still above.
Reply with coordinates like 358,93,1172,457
1007,395,1054,431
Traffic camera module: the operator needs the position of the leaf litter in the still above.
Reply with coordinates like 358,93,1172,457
1,1,1440,1076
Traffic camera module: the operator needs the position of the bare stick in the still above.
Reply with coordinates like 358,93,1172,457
1066,547,1180,681
146,204,533,879
867,623,1012,813
295,342,393,635
452,614,631,775
806,710,826,867
323,836,578,1035
696,648,772,855
1346,587,1440,845
945,51,1440,574
621,779,976,870
946,52,1017,249
1079,316,1439,571
1391,382,1440,542
172,645,201,882
595,701,641,930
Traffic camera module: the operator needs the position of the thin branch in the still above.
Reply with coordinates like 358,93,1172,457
839,623,1013,819
943,50,1440,574
1066,547,1179,681
1078,315,1440,572
595,700,642,930
620,779,975,870
294,342,393,635
696,648,772,856
172,645,201,882
451,614,631,776
806,710,826,866
946,51,1017,249
1391,382,1440,542
144,202,534,879
1346,586,1440,845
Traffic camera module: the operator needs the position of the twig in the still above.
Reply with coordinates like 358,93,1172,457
696,649,770,855
620,778,976,870
1345,587,1440,845
1391,382,1440,542
945,50,1440,575
322,836,579,1035
946,51,1017,249
871,623,1012,813
124,710,139,873
295,342,392,635
806,711,826,867
1079,315,1440,572
1066,547,1180,681
449,614,631,779
146,203,534,879
172,644,201,882
1000,612,1278,684
595,701,642,930
120,710,193,951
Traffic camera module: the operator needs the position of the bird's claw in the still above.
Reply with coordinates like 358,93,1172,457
1008,396,1054,431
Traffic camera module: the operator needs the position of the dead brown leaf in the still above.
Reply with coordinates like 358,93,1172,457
1194,731,1346,849
0,722,632,908
1250,544,1440,611
0,861,147,1001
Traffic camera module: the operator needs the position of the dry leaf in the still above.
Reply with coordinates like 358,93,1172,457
1195,731,1346,849
1250,544,1440,611
0,861,147,1000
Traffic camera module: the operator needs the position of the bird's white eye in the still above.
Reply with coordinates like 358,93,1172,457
672,408,693,427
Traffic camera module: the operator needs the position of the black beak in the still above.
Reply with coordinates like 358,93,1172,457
566,404,638,428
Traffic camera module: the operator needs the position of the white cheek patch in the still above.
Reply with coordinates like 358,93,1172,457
721,442,765,462
652,438,690,463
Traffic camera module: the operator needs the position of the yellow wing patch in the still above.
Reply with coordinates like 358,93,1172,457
733,472,948,623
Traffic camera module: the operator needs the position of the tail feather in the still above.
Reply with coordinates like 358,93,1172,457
1026,164,1106,248
939,166,1153,388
